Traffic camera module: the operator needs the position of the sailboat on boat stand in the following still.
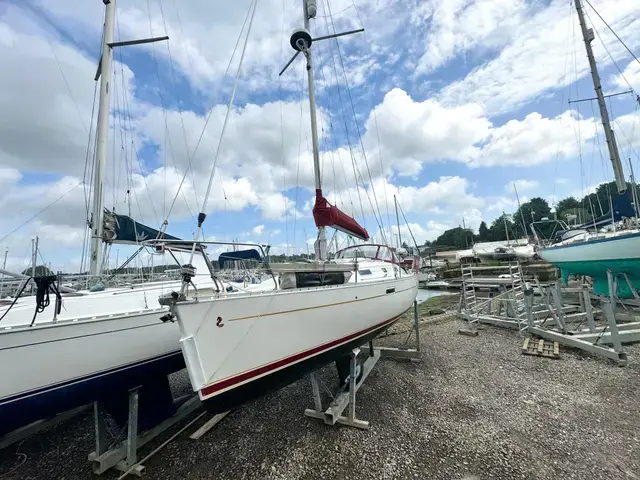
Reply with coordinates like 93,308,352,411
538,0,640,298
156,0,419,415
0,0,222,437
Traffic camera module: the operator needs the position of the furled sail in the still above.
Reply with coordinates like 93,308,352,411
312,189,369,241
102,210,181,245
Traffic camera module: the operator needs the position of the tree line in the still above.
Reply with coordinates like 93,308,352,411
424,180,639,251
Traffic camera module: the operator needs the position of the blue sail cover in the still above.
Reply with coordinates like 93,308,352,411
102,210,181,245
578,191,635,231
218,249,262,269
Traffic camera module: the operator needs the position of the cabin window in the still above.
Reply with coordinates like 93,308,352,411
359,269,373,275
337,245,379,259
381,267,387,273
377,247,393,261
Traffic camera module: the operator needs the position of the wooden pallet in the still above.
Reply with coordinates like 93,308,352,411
521,338,560,359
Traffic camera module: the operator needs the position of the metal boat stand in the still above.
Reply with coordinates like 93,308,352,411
304,301,421,430
525,271,640,366
88,388,201,476
459,263,640,365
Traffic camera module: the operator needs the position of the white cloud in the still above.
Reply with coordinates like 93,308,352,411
365,88,491,175
611,60,640,92
252,224,265,236
326,176,483,223
506,179,539,193
414,0,527,74
437,0,640,115
467,111,597,167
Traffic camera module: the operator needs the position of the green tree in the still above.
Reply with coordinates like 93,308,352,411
433,227,474,250
478,221,489,241
556,197,580,216
513,197,552,237
484,214,517,242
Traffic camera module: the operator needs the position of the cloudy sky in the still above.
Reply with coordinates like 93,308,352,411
1,0,639,272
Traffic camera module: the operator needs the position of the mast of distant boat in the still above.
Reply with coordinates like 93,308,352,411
88,0,168,279
574,0,626,194
394,195,402,249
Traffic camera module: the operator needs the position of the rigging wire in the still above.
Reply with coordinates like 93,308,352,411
197,0,258,228
583,0,640,68
278,0,289,255
583,6,640,179
164,0,253,221
80,80,100,274
292,58,307,253
552,1,576,206
325,0,387,243
320,0,367,226
350,0,392,237
569,5,588,201
318,6,357,216
0,182,83,245
312,23,349,216
156,0,202,221
589,99,608,215
582,6,638,97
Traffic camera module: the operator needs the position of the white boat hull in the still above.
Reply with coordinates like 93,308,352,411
0,258,215,435
172,274,418,412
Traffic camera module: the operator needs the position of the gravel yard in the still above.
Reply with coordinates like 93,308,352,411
2,299,639,480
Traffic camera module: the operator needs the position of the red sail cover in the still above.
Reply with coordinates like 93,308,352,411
312,189,369,241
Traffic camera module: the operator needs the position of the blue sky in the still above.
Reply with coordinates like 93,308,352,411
0,0,639,272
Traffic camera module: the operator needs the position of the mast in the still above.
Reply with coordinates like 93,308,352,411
280,1,366,259
300,0,327,260
502,212,510,244
394,195,402,249
89,0,116,278
574,0,626,194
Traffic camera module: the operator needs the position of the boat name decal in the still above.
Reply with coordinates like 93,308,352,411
216,316,224,328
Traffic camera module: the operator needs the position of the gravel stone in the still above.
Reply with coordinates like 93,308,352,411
1,314,639,479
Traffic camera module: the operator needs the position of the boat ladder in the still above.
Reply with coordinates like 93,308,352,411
460,263,479,328
508,262,528,336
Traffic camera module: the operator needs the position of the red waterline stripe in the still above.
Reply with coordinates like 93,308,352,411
200,314,401,398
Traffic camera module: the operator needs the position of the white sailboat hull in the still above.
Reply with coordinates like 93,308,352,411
0,267,215,435
172,273,417,412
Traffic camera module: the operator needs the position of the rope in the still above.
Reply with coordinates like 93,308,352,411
0,279,31,324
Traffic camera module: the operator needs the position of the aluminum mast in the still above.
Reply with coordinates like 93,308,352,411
574,0,626,194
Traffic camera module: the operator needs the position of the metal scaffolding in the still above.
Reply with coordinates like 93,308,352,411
457,263,640,366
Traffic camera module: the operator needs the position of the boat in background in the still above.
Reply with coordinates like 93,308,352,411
538,0,640,298
0,0,210,437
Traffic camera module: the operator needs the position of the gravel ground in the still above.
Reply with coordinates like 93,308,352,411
2,311,639,480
